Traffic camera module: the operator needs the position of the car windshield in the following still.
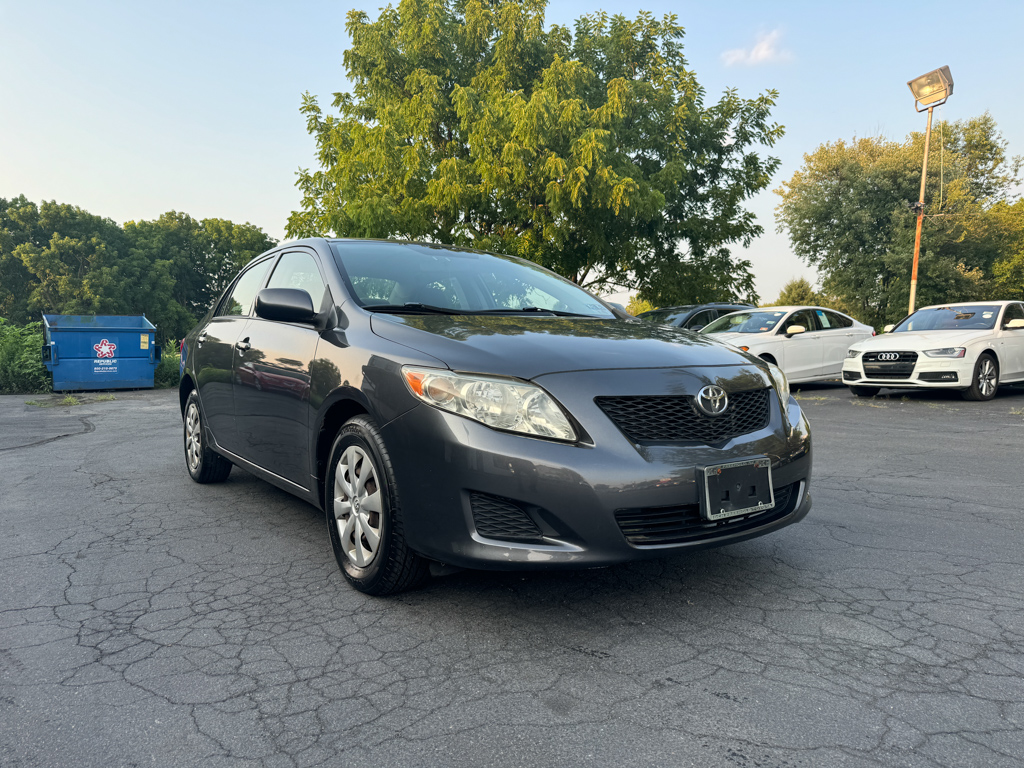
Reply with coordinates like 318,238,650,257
638,307,695,325
329,241,615,318
892,305,1000,332
702,310,788,334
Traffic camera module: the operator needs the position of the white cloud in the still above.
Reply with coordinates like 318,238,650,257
721,29,793,67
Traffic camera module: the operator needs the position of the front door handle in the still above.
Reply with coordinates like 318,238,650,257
235,338,251,352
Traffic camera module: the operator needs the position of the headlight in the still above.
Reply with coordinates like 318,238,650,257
765,363,790,403
846,349,861,359
923,347,966,358
402,367,577,441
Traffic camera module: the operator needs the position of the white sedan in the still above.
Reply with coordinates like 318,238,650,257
701,306,875,383
842,301,1024,400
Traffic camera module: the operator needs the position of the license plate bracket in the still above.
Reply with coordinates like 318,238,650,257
700,457,775,521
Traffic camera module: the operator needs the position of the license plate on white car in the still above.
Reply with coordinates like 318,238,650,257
700,458,775,521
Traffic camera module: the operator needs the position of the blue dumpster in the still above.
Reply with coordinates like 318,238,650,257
41,315,163,391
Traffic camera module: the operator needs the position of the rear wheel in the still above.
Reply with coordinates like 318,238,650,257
183,390,232,483
962,354,998,401
848,385,881,398
326,415,429,596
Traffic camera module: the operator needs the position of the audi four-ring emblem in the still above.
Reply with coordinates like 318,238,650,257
696,385,729,415
877,352,900,361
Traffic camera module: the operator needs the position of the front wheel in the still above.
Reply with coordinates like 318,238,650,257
962,354,999,401
848,385,881,398
325,415,429,596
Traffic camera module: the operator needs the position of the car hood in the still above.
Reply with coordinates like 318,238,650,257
851,329,992,351
703,332,774,347
370,314,757,379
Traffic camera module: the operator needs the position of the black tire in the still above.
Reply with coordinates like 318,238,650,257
325,415,429,596
849,385,881,398
961,353,999,401
183,390,232,483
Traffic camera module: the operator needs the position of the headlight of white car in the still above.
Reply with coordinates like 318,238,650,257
846,349,861,359
402,367,577,442
923,347,966,358
765,363,790,403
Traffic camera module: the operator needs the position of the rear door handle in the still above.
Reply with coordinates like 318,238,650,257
235,338,251,352
197,332,207,344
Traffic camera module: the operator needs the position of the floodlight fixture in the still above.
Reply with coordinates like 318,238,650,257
907,66,953,112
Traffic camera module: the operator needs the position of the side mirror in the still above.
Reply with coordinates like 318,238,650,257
1006,318,1024,329
883,324,895,333
785,324,806,337
255,288,316,324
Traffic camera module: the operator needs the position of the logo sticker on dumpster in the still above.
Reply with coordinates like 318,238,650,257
94,339,117,358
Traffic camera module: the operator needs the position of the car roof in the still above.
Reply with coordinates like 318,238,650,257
918,300,1015,310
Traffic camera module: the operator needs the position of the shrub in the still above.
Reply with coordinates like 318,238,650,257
155,344,181,389
0,319,51,394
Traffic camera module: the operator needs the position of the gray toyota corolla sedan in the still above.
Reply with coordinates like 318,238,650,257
180,238,812,595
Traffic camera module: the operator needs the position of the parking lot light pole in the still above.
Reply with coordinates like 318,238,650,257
906,66,954,315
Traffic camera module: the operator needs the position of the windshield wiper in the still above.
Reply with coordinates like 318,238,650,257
468,307,603,318
365,303,464,315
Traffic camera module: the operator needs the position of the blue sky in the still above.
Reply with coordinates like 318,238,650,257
2,0,1022,302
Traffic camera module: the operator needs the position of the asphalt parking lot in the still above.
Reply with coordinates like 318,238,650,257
2,384,1024,768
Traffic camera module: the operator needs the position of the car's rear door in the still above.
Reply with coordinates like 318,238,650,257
194,257,274,453
231,248,329,488
816,309,858,375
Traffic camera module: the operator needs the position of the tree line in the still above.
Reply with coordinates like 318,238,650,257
0,196,277,343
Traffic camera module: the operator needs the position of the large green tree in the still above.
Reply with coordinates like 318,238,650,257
775,114,1022,327
288,0,783,304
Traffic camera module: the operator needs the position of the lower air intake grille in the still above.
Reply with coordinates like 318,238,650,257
470,492,543,541
614,482,798,547
595,389,771,444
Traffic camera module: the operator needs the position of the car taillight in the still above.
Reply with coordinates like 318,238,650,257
179,340,184,354
871,330,876,336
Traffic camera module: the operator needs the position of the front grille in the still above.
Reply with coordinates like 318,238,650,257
470,492,543,541
615,482,798,547
595,389,771,444
862,351,918,380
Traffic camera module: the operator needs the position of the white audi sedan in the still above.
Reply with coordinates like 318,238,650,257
701,306,875,383
842,301,1024,400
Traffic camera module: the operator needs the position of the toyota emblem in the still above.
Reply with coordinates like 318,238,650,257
696,385,729,415
878,352,900,361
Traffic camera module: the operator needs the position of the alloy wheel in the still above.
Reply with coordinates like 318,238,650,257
978,358,997,398
333,446,383,567
185,403,202,471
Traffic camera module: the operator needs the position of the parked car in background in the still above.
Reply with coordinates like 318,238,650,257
702,306,875,383
637,303,755,331
180,239,813,595
843,301,1024,400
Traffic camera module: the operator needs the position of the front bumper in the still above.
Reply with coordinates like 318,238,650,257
842,356,973,389
380,368,812,570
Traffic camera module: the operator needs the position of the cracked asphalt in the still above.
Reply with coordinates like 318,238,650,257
2,384,1024,767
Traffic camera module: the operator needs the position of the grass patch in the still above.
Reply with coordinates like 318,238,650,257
94,394,116,402
794,394,830,402
849,399,888,409
1011,407,1024,416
